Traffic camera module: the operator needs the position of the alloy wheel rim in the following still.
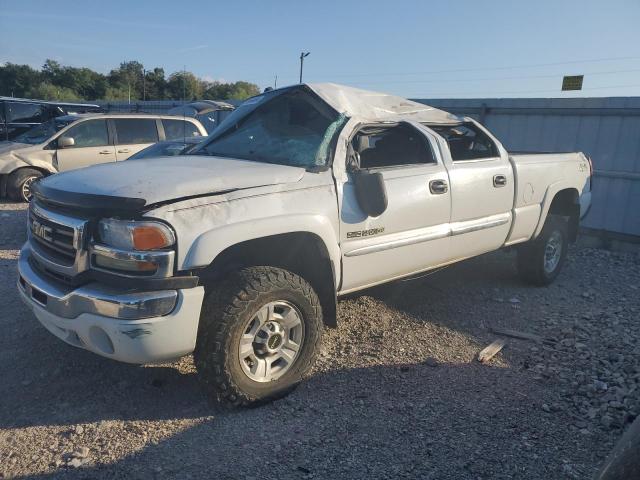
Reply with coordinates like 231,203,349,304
544,231,563,274
238,300,305,383
22,177,36,202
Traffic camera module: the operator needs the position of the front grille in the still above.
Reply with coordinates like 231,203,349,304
29,208,77,264
27,202,90,279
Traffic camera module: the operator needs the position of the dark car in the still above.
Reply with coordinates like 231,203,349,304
167,100,234,133
127,137,204,160
0,97,103,141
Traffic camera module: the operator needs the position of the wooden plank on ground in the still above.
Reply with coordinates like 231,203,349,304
489,327,546,343
477,339,507,363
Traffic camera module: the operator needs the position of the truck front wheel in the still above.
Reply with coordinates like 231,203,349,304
517,214,569,286
194,266,323,407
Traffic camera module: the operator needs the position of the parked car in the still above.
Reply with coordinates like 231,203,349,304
167,100,234,133
18,83,592,407
128,137,204,160
0,113,207,201
0,97,103,142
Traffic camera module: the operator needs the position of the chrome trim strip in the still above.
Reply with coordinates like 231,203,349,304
343,212,511,257
31,203,87,250
344,225,450,257
28,203,90,277
450,212,511,236
18,246,177,320
90,243,175,279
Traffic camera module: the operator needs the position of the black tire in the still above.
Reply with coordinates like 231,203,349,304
595,415,640,480
194,266,323,407
517,214,568,286
7,168,43,202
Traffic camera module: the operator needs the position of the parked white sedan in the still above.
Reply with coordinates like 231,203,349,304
0,113,207,201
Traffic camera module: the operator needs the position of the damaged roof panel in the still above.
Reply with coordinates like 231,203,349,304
307,83,461,124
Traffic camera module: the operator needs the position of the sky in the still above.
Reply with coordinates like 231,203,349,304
1,0,640,99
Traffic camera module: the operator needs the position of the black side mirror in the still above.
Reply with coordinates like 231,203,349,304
352,170,388,217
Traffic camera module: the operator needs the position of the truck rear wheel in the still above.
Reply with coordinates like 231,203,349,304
517,214,568,286
7,168,43,202
194,266,323,407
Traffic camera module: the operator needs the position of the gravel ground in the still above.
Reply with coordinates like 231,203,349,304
1,200,638,479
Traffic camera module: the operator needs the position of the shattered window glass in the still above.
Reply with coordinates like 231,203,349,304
202,89,343,168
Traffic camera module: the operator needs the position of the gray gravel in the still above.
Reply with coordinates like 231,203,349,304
0,200,638,479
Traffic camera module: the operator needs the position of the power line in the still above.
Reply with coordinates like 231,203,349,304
315,55,640,80
249,55,640,83
348,68,640,87
406,83,640,98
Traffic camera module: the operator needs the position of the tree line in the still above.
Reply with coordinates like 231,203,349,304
0,60,261,102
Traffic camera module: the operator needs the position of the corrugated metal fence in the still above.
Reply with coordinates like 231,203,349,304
414,97,640,238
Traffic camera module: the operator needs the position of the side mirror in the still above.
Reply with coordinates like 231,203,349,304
58,136,75,148
352,170,388,217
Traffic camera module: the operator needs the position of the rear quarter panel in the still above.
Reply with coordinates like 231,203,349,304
506,152,590,244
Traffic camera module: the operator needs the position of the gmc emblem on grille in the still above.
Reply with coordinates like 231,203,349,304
31,220,53,242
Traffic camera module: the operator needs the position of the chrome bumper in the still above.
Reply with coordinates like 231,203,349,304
18,244,177,320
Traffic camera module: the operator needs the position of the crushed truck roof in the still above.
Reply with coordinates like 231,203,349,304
307,83,461,124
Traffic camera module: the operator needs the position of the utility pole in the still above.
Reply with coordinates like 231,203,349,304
299,51,310,83
274,75,278,89
142,68,146,101
183,66,187,101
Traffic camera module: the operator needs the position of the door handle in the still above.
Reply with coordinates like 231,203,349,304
493,174,507,187
429,179,448,195
99,150,112,155
117,149,130,153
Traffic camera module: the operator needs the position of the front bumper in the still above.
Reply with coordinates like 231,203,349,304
18,246,205,364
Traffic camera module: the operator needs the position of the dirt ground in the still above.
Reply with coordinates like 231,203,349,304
1,200,638,479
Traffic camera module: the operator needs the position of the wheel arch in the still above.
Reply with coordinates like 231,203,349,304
2,166,51,198
533,185,581,242
193,231,339,327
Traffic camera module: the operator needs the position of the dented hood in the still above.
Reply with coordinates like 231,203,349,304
0,142,31,155
34,155,306,211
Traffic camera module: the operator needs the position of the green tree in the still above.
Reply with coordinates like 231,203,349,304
202,80,259,100
108,61,145,100
27,82,83,101
144,67,166,100
103,85,131,101
0,63,42,97
1,60,258,101
42,59,107,99
167,71,202,100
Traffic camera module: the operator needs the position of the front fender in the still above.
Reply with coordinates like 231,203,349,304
0,151,56,175
184,214,342,286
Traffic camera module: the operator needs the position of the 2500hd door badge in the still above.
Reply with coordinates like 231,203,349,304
346,227,385,239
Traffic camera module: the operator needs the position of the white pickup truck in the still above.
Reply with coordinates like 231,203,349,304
17,84,592,407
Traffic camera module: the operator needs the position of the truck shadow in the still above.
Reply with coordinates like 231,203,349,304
0,249,544,432
1,247,603,478
7,360,585,480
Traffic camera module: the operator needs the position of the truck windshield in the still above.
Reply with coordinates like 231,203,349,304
13,118,74,145
198,88,346,168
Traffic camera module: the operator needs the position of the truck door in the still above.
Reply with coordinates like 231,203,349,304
338,122,452,293
430,122,514,259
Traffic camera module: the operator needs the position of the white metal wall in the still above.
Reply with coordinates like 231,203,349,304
414,97,640,237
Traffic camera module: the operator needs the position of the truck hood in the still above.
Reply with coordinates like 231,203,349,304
33,155,306,211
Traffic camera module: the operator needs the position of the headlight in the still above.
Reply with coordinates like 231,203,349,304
97,219,175,251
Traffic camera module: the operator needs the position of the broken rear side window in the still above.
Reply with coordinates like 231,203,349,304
429,123,499,161
202,89,343,168
352,124,436,169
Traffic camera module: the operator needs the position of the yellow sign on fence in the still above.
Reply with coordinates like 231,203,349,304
562,75,584,91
